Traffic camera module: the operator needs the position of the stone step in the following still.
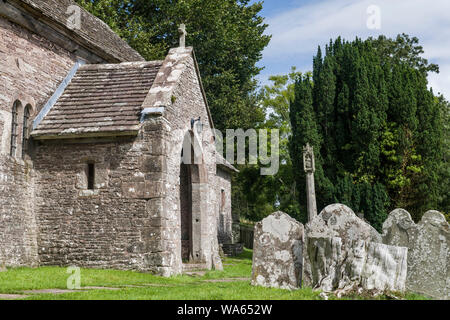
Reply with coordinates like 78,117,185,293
182,263,207,272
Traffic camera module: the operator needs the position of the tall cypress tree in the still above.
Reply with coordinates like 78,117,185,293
289,76,332,223
290,34,447,229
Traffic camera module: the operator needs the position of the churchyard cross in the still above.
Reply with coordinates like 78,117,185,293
303,143,317,221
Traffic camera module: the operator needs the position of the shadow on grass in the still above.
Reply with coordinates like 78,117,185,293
230,247,253,261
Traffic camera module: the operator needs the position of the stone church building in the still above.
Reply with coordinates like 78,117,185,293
0,0,237,276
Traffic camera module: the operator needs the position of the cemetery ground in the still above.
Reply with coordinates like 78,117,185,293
0,249,428,300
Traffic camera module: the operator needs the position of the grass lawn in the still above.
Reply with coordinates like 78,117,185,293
0,249,428,300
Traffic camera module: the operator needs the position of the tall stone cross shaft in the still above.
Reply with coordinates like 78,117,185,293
178,24,187,48
303,143,317,222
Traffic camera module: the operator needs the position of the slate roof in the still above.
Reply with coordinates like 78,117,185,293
14,0,143,62
32,61,163,138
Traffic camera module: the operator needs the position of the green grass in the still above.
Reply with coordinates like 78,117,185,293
0,249,428,300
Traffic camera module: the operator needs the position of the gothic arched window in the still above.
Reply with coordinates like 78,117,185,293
22,104,31,159
10,100,20,157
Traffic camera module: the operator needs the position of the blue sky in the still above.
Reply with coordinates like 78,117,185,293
253,0,450,98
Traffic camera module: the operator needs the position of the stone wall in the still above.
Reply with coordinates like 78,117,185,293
0,156,38,267
216,167,232,244
162,51,223,271
32,51,230,275
0,15,77,267
33,125,170,273
0,16,77,152
0,16,230,274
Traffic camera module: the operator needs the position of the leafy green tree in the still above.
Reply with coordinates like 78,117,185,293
231,69,303,221
370,33,439,76
436,96,450,216
290,34,447,229
76,0,271,132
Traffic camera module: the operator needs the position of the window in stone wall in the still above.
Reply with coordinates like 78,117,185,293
22,104,31,159
87,162,95,190
10,100,20,157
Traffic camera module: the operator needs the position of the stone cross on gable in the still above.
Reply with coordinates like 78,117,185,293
303,143,317,222
178,24,187,48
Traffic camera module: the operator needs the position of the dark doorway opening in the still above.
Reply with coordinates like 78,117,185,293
180,161,193,262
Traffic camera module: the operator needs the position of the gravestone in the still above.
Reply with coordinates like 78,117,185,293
303,203,383,287
383,209,449,299
307,237,407,294
251,211,304,290
306,204,382,244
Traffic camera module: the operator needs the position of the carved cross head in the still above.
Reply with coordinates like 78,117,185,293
303,143,315,173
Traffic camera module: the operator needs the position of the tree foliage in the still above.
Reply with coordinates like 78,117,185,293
290,35,447,230
76,0,271,131
232,69,303,221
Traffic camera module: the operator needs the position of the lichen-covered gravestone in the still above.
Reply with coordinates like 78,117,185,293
251,211,304,290
307,237,407,294
303,204,382,287
306,204,382,243
383,209,449,299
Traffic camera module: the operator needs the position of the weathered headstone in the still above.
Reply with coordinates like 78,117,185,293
307,236,408,294
383,209,449,299
382,208,414,247
303,203,383,288
303,143,317,221
251,211,304,290
306,204,382,244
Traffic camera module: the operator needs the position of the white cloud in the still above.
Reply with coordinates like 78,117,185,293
261,0,450,98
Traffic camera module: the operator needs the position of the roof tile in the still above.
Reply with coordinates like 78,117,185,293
32,61,163,139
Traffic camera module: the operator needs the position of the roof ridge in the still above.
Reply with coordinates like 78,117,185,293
79,61,164,70
9,0,144,62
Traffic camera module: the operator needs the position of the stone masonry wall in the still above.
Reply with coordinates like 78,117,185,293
33,127,168,273
0,14,229,275
0,16,77,152
31,54,224,276
163,53,224,271
0,156,38,267
216,168,232,244
0,16,77,267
